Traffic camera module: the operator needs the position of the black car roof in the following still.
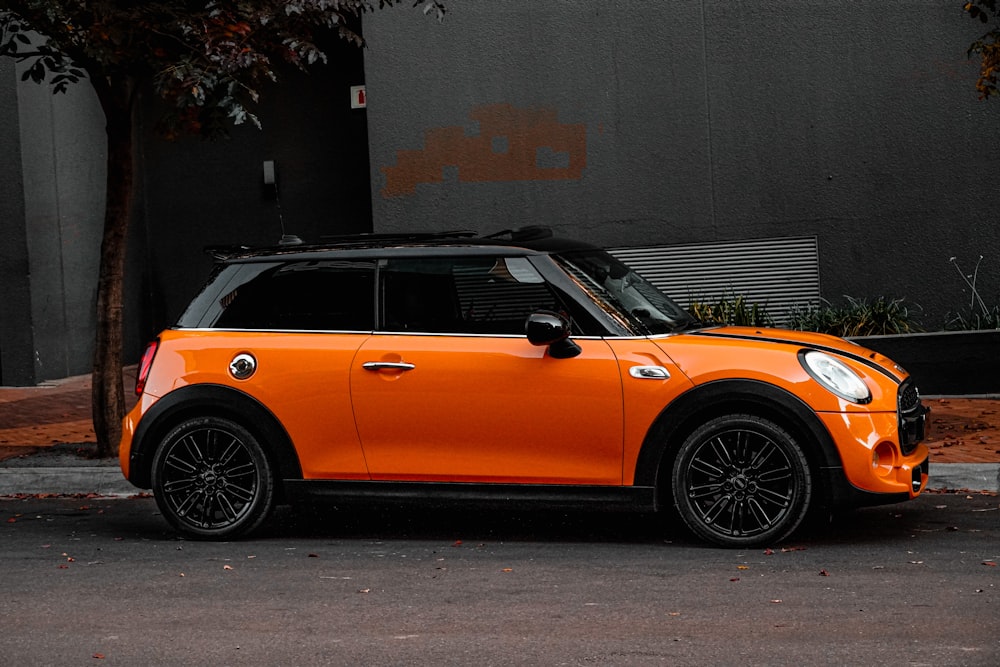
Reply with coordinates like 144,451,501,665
206,226,597,262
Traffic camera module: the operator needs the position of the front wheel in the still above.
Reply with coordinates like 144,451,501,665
151,416,275,539
671,414,812,547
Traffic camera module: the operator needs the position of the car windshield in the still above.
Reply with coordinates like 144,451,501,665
555,249,698,335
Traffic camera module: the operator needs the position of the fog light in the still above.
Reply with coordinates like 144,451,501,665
872,441,896,477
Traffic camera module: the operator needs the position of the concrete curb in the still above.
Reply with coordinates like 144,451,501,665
0,467,141,496
925,463,1000,493
0,464,997,497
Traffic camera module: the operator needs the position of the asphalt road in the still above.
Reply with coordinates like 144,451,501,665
1,494,998,666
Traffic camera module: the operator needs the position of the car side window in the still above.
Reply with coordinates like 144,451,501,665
381,257,566,335
212,260,375,331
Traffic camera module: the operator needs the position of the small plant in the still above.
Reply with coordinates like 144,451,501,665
946,256,1000,330
786,296,921,337
687,294,774,327
785,300,841,333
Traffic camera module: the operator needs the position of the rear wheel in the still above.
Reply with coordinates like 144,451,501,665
151,416,275,539
671,414,812,547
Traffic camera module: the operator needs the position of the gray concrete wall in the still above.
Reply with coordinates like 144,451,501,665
0,57,105,385
5,2,997,386
363,0,1000,329
3,34,372,384
0,59,34,385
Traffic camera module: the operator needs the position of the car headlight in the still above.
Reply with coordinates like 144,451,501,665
799,350,872,404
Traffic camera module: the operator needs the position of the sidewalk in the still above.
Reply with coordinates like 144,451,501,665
0,368,139,496
1,371,998,496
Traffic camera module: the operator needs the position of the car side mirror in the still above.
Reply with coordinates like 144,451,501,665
525,311,581,359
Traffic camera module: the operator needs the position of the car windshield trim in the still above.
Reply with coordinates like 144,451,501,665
553,249,699,335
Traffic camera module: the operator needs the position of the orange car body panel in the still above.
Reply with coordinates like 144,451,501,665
120,324,927,498
122,330,370,479
602,339,695,485
351,335,623,484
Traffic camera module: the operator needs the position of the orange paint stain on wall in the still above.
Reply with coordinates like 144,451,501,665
381,104,586,197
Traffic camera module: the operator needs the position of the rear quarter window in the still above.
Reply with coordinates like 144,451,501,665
195,260,376,331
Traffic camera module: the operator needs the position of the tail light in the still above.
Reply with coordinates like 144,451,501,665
135,340,159,397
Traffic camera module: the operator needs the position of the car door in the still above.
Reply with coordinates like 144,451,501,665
349,255,625,484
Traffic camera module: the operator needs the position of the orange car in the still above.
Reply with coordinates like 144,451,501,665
120,228,928,546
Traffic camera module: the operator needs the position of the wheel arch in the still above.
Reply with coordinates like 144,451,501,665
633,379,844,505
128,384,302,493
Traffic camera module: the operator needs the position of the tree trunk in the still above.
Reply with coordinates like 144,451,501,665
91,78,135,458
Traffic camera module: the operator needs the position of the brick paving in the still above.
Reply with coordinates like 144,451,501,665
0,368,135,460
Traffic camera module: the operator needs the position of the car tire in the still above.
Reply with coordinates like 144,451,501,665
671,414,812,547
151,416,275,540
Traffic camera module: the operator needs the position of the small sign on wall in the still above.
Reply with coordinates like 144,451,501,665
350,85,366,109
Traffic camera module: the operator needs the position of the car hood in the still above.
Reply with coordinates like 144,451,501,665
673,325,908,383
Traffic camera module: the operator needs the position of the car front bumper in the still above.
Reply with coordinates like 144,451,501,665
817,409,929,499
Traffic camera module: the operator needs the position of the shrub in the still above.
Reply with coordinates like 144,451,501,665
685,293,923,336
786,296,921,337
687,294,774,327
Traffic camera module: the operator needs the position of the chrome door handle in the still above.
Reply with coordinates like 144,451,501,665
362,361,416,372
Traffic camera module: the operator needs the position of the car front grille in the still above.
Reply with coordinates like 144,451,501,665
898,378,926,455
899,380,920,414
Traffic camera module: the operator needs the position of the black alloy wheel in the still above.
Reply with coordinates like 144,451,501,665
671,414,812,547
151,416,275,539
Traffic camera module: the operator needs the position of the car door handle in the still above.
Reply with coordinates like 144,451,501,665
362,361,416,372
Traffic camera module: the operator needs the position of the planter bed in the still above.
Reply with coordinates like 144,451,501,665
851,330,1000,396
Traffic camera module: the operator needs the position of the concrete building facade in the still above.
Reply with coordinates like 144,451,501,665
1,1,997,386
364,1,999,326
1,57,105,385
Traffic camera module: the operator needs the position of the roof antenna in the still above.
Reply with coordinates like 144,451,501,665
263,160,302,246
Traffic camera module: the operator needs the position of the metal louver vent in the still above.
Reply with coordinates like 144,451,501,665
609,236,820,325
